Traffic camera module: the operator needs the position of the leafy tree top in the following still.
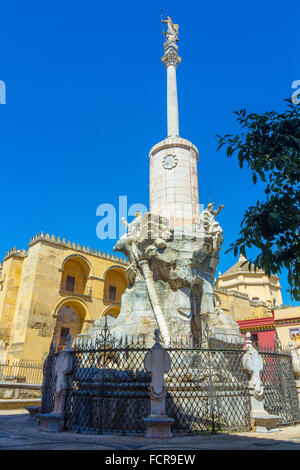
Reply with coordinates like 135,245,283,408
217,99,300,301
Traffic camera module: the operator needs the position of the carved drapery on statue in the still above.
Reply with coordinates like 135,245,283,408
162,17,179,45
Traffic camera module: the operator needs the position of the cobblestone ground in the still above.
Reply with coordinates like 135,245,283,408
0,409,300,450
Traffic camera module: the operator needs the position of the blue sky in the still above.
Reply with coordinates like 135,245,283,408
0,0,299,306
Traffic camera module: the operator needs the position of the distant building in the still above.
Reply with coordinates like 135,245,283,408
214,254,300,349
215,254,283,307
0,233,128,362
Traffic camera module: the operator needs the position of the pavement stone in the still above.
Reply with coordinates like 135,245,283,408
0,409,299,450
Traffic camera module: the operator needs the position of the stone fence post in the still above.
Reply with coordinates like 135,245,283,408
38,334,74,432
143,329,174,438
289,341,300,405
242,332,280,432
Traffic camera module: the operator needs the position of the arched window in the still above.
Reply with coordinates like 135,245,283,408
103,267,128,305
53,301,87,350
60,256,90,295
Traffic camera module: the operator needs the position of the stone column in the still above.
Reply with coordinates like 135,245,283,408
166,63,179,136
143,329,174,438
162,43,181,137
242,332,280,432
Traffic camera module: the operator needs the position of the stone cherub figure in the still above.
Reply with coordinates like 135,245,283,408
162,16,179,44
116,212,172,284
200,203,224,252
118,212,143,283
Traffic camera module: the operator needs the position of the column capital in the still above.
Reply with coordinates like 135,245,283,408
161,46,181,68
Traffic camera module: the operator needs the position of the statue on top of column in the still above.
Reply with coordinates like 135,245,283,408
162,16,179,45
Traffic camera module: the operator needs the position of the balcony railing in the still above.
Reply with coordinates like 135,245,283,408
59,281,91,297
102,296,122,305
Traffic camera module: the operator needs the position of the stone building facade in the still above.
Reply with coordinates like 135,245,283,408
215,254,283,308
0,232,128,363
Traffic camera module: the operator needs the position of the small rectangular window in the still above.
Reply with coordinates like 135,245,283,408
109,285,117,301
59,327,70,346
66,276,75,292
251,333,259,348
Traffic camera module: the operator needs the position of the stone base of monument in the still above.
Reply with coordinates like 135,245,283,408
38,413,64,432
209,326,244,349
144,415,174,439
251,412,280,433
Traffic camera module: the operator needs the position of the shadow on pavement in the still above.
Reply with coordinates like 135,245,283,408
0,411,299,450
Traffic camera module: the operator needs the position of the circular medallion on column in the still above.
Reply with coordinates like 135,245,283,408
162,153,178,170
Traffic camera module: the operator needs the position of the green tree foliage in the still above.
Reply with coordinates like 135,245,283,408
217,99,300,301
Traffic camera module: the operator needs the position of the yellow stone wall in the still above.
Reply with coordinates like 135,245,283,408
215,264,299,345
0,234,129,363
215,254,283,309
214,287,272,322
0,254,25,346
215,273,282,308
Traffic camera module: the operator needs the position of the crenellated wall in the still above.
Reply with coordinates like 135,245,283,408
0,234,129,362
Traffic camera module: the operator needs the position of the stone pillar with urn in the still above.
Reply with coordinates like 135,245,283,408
143,329,174,438
38,334,74,432
242,332,280,432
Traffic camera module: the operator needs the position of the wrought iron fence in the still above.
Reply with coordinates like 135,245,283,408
165,345,251,433
60,325,252,435
258,336,300,426
0,360,43,384
41,326,300,435
64,328,150,434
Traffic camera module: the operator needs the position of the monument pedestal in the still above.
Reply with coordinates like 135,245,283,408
144,415,174,439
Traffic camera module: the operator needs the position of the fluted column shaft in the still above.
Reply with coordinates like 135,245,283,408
162,45,181,138
166,64,179,136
